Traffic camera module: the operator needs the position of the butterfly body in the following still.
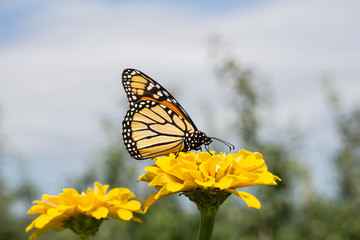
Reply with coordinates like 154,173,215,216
121,69,229,160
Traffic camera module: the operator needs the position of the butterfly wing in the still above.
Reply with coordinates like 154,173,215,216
122,69,198,160
122,69,197,128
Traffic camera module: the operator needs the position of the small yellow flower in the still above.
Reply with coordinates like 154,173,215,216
26,182,142,240
139,150,281,212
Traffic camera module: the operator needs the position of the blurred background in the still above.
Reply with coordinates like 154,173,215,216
1,0,360,239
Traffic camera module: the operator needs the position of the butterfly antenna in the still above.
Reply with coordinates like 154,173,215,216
210,137,235,151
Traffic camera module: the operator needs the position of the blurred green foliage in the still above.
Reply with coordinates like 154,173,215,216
1,54,360,239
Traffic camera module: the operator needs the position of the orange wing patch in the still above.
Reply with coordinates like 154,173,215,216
139,97,187,120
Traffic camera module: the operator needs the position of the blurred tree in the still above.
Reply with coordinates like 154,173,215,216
0,106,37,240
281,78,360,240
321,79,360,239
324,80,360,201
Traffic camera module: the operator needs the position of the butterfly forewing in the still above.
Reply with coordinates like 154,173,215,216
122,69,197,127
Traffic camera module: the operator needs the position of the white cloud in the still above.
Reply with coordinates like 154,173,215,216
1,0,359,194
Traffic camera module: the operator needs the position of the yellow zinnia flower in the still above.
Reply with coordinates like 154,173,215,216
26,182,142,240
139,149,281,212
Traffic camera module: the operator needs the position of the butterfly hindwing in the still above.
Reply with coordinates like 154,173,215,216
122,99,195,159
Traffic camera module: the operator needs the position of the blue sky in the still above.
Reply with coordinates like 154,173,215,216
1,0,360,196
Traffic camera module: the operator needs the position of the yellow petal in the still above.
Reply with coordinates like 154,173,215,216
77,204,93,212
199,156,219,178
197,151,216,162
156,155,174,171
143,193,157,213
121,200,142,211
143,192,171,213
155,184,177,198
148,173,173,187
91,207,109,219
164,163,187,180
194,178,215,188
255,172,281,185
226,189,261,209
178,151,197,163
94,182,109,195
27,202,54,215
166,181,185,192
184,169,202,181
26,220,36,232
47,207,63,217
180,180,199,191
214,176,233,189
117,209,133,221
34,214,52,229
131,216,143,223
41,194,63,205
29,221,65,240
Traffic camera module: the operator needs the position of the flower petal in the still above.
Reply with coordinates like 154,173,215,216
117,209,133,221
226,189,261,209
91,207,109,219
34,214,52,229
143,193,158,213
121,200,142,211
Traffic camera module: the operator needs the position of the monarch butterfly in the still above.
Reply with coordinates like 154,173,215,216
121,68,234,160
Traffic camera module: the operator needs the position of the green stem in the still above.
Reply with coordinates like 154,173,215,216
198,205,218,240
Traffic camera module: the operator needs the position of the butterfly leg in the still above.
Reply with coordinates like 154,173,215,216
175,141,185,158
204,144,213,156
